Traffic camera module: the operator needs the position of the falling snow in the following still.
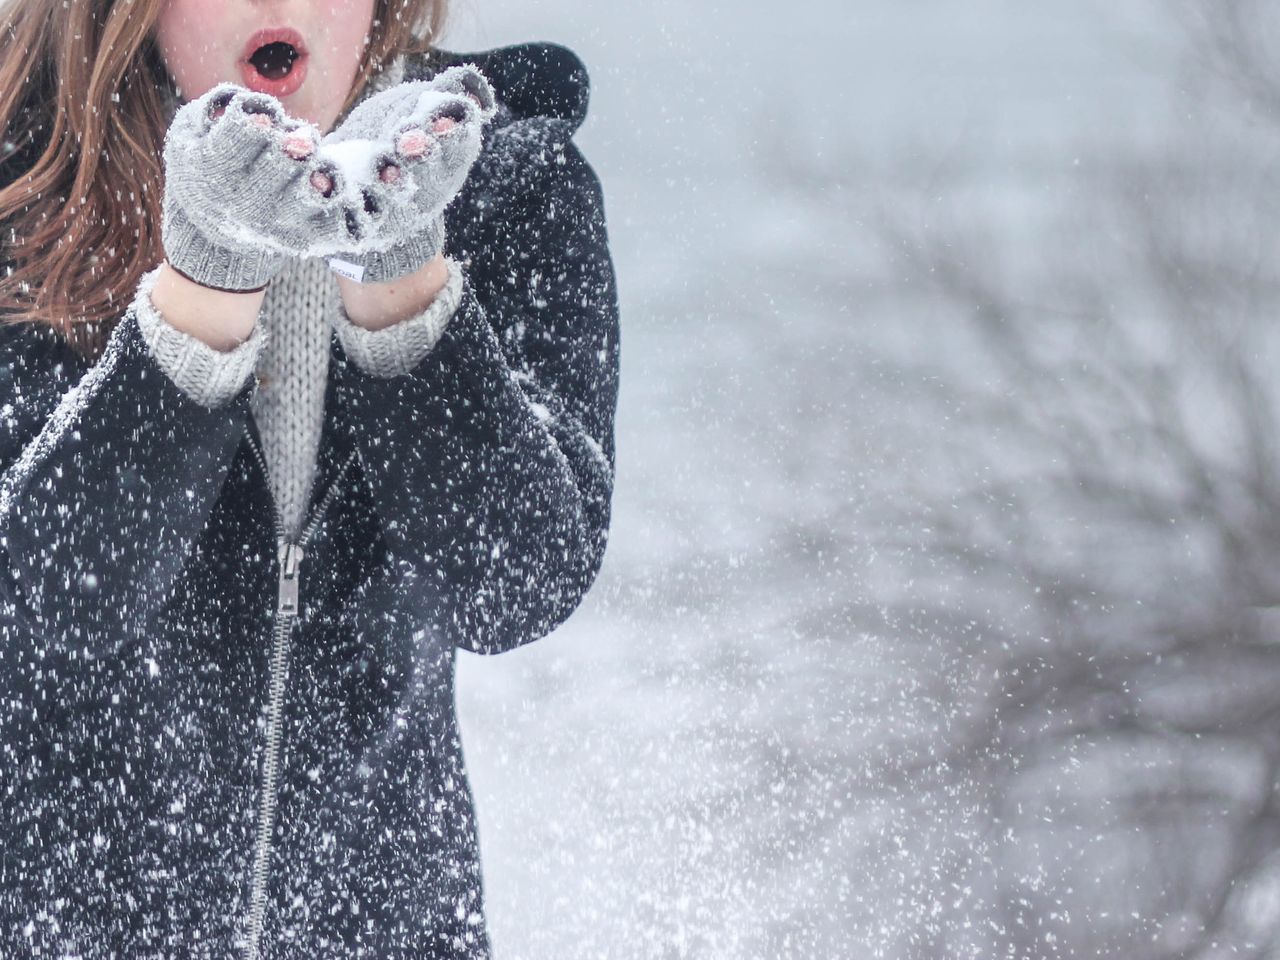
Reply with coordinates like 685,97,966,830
1,1,1274,958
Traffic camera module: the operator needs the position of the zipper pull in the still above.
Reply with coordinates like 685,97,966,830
277,541,304,616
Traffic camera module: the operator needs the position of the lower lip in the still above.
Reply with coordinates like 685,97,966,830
238,55,308,98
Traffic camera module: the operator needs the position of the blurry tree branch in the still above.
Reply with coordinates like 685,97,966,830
756,1,1280,957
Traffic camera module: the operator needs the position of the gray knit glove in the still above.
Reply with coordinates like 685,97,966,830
302,65,497,284
161,83,325,292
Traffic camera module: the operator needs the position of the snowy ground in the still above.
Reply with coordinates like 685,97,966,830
442,2,1193,956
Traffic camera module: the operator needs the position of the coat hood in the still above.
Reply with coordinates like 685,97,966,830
424,42,592,137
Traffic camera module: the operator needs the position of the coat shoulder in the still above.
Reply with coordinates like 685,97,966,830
405,42,592,135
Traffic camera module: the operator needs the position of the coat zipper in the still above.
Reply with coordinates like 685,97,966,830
240,427,358,960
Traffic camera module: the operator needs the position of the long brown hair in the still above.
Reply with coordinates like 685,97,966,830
0,0,447,361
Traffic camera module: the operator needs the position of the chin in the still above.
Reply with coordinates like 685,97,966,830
306,107,341,136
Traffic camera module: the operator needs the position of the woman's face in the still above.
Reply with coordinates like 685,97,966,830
154,0,378,133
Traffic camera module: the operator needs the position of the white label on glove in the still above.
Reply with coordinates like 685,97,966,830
328,258,365,283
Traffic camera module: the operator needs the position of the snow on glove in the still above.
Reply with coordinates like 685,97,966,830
302,65,497,284
161,83,326,292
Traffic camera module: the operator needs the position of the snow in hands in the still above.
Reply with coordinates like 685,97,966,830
305,64,498,263
165,66,496,266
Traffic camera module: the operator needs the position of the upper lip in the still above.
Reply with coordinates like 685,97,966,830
240,27,308,65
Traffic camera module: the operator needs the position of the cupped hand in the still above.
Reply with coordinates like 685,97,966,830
296,64,498,282
161,83,330,289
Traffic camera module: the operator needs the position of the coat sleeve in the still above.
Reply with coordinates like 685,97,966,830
0,292,257,653
333,136,621,655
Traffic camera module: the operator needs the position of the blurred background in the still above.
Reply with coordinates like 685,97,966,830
448,1,1280,957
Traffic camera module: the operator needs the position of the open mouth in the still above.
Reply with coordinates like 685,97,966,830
250,42,300,80
239,28,308,97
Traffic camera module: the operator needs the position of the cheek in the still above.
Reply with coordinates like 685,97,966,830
313,0,378,105
316,0,378,64
154,1,228,96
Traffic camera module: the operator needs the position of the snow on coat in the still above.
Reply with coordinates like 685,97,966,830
0,41,619,959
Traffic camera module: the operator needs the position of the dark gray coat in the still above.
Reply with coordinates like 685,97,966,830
0,41,618,958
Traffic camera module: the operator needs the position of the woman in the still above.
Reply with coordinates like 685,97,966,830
0,0,619,956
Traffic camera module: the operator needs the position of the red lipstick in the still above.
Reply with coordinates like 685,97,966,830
238,27,309,99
